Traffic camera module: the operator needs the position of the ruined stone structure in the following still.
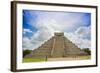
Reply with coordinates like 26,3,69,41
25,32,87,58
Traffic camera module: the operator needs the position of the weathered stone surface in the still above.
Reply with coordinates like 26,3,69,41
25,32,87,58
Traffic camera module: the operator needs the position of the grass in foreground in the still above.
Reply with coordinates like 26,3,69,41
23,55,91,63
79,55,91,60
23,58,46,63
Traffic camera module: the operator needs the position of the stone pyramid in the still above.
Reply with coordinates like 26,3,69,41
25,32,87,58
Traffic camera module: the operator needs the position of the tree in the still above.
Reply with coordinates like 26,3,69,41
82,48,91,55
23,49,32,57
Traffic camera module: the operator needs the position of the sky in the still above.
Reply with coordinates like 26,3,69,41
22,10,91,50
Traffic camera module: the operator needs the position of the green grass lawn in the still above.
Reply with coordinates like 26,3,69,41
23,55,91,63
79,55,91,60
23,58,46,63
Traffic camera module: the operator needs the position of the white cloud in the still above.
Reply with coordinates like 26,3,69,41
23,28,54,50
23,36,43,50
22,37,32,49
75,26,91,39
65,26,91,49
23,28,32,34
29,11,88,32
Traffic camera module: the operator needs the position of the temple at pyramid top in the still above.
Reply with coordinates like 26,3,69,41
54,32,64,36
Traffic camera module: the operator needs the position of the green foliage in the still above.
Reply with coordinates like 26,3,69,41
82,48,91,55
23,49,32,57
